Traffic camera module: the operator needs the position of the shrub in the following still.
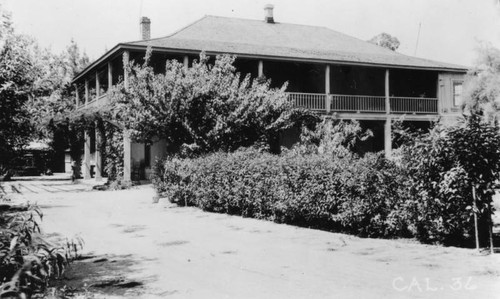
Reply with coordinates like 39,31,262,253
334,153,412,237
152,115,500,247
152,148,410,238
0,202,83,298
400,115,500,246
110,50,320,155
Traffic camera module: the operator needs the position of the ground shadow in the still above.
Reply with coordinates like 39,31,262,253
51,253,157,297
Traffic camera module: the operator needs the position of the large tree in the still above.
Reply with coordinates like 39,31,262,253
462,43,500,123
109,50,318,155
368,32,400,51
0,4,89,173
0,6,38,167
27,40,90,173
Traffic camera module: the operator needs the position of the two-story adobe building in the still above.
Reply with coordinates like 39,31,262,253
71,5,467,181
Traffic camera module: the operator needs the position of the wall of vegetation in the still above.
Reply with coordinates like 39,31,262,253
152,116,500,247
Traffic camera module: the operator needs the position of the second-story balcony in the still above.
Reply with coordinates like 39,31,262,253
78,91,438,115
77,93,110,110
287,92,438,115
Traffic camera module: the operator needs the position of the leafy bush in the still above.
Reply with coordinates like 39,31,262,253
152,115,500,247
152,149,410,238
109,50,319,154
400,115,500,246
0,202,83,298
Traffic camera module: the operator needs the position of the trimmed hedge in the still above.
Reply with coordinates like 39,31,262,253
152,149,412,238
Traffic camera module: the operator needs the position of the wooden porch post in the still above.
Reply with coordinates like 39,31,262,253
325,64,331,113
258,60,264,77
384,69,392,158
74,84,80,107
183,55,189,69
84,79,89,105
94,123,102,181
95,71,100,100
83,130,91,179
123,131,132,182
122,50,132,182
385,69,390,114
108,61,113,92
123,50,130,90
384,117,392,158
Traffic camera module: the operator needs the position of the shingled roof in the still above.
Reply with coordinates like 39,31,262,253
73,15,467,83
126,15,466,71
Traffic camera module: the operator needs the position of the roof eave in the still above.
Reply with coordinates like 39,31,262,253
121,43,469,73
72,44,126,84
72,43,467,84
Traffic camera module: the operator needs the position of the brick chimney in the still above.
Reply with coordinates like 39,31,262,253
264,4,274,23
140,17,151,40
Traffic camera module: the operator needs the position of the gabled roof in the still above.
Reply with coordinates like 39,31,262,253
73,15,467,83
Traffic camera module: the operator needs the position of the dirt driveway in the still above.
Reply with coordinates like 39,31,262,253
6,179,500,298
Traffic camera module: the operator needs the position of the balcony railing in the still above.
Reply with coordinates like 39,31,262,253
288,92,327,112
331,94,385,112
78,92,110,110
390,97,438,114
288,93,438,114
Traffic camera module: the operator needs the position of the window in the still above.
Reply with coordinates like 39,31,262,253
453,82,463,107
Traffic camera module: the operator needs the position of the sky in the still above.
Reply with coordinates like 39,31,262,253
2,0,500,67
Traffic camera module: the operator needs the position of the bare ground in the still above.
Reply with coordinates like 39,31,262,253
3,179,500,298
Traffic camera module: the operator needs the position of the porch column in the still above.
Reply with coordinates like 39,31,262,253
83,130,91,179
123,131,132,182
384,117,392,158
258,60,263,77
123,50,130,90
108,61,113,91
384,69,392,158
74,84,80,107
385,69,390,114
183,55,189,69
325,64,331,113
95,71,100,100
94,122,102,181
84,79,89,105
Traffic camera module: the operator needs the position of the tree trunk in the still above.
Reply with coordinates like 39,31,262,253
472,186,480,251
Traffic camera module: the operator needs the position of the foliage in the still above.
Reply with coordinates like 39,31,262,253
0,4,90,173
28,40,90,175
293,118,372,157
462,43,500,122
152,114,500,247
368,32,400,51
0,203,83,298
109,49,319,154
152,148,410,238
102,121,123,183
400,115,500,245
0,6,37,168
